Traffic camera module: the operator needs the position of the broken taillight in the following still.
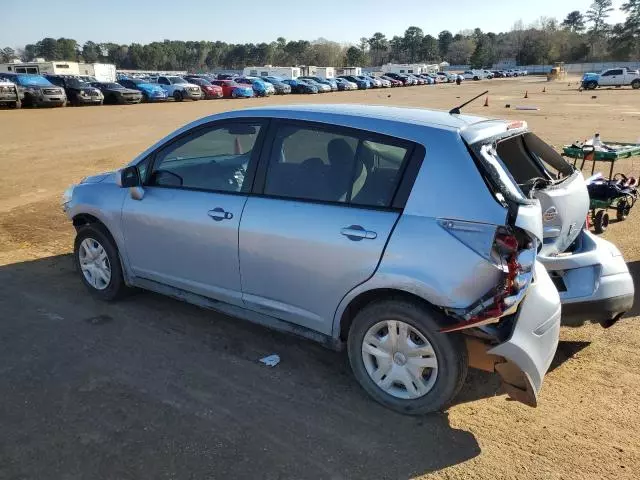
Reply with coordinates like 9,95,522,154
441,227,536,333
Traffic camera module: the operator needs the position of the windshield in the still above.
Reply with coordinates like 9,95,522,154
104,83,124,89
16,75,53,87
67,78,90,88
168,76,188,84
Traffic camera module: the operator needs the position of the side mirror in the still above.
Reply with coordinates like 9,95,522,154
118,166,141,188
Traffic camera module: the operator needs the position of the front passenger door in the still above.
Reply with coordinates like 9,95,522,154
121,120,266,305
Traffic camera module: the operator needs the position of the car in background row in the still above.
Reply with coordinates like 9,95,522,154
335,77,358,90
183,76,224,99
155,76,202,101
236,77,274,97
90,82,143,105
383,73,414,86
117,78,167,102
260,76,292,94
338,75,370,89
0,77,23,108
380,75,402,87
299,76,338,91
436,72,456,83
297,78,331,93
0,73,66,107
282,78,318,94
44,75,103,106
210,79,254,98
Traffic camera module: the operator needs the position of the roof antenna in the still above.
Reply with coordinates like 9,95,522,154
449,90,489,115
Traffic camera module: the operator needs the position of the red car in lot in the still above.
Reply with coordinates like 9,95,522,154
183,76,223,99
210,80,254,98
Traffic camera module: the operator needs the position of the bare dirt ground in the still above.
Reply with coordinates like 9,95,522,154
1,77,639,479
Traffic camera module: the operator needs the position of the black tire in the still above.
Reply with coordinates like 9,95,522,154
617,201,631,221
174,90,183,102
141,92,149,103
347,299,468,415
594,210,609,234
632,80,640,90
74,224,128,301
22,93,33,108
587,81,598,90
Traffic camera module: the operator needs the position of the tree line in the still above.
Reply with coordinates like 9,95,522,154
1,0,638,70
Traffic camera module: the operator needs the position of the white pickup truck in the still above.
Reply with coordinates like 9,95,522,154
581,68,640,90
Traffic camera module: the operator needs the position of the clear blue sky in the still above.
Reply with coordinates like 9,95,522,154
2,0,628,48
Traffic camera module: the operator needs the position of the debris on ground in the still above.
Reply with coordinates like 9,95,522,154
259,354,280,367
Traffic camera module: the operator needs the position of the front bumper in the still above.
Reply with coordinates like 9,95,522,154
488,262,561,406
117,94,142,104
36,95,66,106
184,89,202,99
77,96,103,105
202,91,223,99
539,230,634,325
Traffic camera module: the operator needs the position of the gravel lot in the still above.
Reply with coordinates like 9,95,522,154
1,77,639,479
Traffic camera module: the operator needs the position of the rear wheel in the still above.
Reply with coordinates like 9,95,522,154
594,210,610,234
347,299,468,415
632,80,640,90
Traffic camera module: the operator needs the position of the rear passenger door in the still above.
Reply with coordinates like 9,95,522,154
238,120,416,335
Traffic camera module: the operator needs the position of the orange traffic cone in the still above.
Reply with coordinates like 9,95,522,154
484,96,489,107
524,90,529,98
234,137,243,155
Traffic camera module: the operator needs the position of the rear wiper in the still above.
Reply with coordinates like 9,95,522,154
449,90,489,115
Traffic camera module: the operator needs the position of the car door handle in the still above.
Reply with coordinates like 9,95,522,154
208,207,233,221
341,225,377,241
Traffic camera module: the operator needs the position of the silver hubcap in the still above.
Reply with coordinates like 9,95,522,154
78,238,111,290
362,320,438,400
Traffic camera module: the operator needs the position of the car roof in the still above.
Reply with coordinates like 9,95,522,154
221,104,490,131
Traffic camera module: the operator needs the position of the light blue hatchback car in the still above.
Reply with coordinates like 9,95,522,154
63,105,630,414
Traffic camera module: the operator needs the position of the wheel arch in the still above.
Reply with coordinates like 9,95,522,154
335,287,450,343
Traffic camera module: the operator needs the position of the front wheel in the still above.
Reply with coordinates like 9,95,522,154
173,90,184,102
587,81,598,90
347,299,468,415
74,225,128,301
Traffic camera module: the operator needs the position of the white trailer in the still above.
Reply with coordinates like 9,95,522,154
243,66,301,79
78,63,117,82
336,67,362,77
0,60,80,76
381,63,438,75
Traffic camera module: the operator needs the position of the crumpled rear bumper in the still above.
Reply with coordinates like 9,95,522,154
488,262,561,406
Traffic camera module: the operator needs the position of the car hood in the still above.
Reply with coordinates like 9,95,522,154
138,84,165,93
81,171,115,184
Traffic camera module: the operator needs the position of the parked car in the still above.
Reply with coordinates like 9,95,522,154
384,73,413,86
380,75,403,87
360,75,382,88
281,78,318,94
117,78,168,102
581,68,640,90
299,76,338,91
406,74,425,85
155,76,202,101
297,78,331,93
210,80,254,98
236,77,274,97
0,73,66,107
260,77,292,94
417,74,435,85
63,105,570,415
183,76,224,99
338,75,370,89
463,70,481,81
90,82,143,105
482,70,494,79
44,75,103,106
491,71,505,78
0,77,22,108
334,77,358,91
216,73,237,80
436,72,455,83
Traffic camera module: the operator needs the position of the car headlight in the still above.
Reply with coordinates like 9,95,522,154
62,185,75,206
